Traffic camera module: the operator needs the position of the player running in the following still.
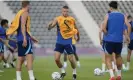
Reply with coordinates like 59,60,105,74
63,27,80,68
0,19,10,68
125,15,133,70
48,6,78,80
102,1,131,80
6,32,17,68
6,1,38,80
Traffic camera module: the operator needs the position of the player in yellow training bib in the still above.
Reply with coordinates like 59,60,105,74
48,6,78,80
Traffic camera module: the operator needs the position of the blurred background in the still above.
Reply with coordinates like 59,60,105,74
0,1,133,80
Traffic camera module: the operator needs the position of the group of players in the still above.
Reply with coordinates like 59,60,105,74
0,1,133,80
0,1,81,80
99,1,133,80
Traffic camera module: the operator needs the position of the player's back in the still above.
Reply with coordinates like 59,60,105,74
104,11,125,42
17,17,30,41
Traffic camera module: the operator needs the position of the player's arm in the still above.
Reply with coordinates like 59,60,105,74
48,18,57,30
6,36,17,43
30,36,38,43
99,22,103,45
21,12,28,47
74,23,80,42
2,40,14,50
125,15,131,36
102,15,108,34
124,29,130,44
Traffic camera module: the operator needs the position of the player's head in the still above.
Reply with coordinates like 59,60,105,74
108,10,111,13
127,15,132,22
62,6,69,17
22,1,30,11
109,1,118,11
0,19,8,28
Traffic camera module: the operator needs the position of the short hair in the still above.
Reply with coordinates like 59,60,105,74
1,19,8,26
63,6,69,9
22,1,30,8
108,10,111,13
109,1,118,9
127,15,132,19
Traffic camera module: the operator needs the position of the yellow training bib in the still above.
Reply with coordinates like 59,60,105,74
56,16,77,39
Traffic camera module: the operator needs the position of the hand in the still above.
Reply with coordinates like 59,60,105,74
76,36,80,42
126,36,130,44
22,38,27,47
100,40,103,45
31,36,38,43
47,22,52,30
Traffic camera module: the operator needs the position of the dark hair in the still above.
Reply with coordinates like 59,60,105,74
63,6,69,9
1,19,8,26
108,11,111,13
22,1,30,8
127,15,132,19
109,1,118,9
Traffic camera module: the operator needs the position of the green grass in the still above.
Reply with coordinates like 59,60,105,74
0,56,133,80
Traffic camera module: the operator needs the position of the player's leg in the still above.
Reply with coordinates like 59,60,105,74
101,41,106,72
10,53,16,68
16,41,25,80
16,56,24,80
73,45,80,68
104,42,115,80
65,44,77,80
0,54,4,72
127,49,132,70
115,43,123,80
1,45,9,68
26,54,35,80
101,52,106,72
112,53,118,72
25,40,36,80
63,50,68,68
54,43,66,78
127,40,133,70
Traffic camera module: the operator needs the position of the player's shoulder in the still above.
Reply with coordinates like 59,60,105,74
69,16,75,19
56,16,63,19
68,16,76,21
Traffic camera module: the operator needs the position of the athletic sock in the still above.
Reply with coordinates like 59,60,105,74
73,68,76,74
117,70,121,77
122,64,126,69
114,65,118,72
28,70,35,80
63,62,67,68
112,61,115,70
102,63,106,72
127,62,130,70
16,71,22,80
60,67,65,73
109,69,115,78
77,61,80,67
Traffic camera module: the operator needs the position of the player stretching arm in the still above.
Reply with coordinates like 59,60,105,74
48,6,77,80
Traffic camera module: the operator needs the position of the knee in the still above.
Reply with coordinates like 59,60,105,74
68,55,74,62
115,54,121,58
55,58,60,63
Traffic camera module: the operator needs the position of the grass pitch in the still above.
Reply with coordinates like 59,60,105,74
0,56,133,80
